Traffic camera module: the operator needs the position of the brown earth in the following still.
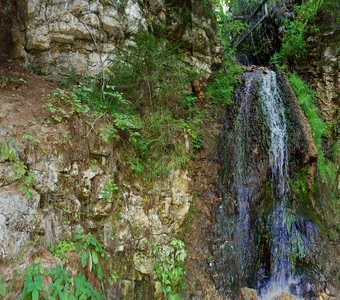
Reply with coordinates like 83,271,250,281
183,112,225,299
0,58,56,139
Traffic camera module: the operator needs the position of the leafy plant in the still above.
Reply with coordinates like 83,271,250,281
154,238,187,298
0,139,35,199
21,259,46,300
99,124,119,143
74,229,108,280
13,161,27,179
22,133,34,143
42,87,90,123
101,180,118,202
73,274,103,299
48,265,72,298
18,173,35,200
4,75,13,85
50,240,76,261
0,139,19,161
42,102,69,123
20,259,104,300
0,275,8,297
110,271,119,284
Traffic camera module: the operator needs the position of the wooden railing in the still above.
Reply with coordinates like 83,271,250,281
232,0,285,48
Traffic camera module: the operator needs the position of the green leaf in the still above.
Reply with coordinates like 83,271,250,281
32,288,39,300
88,251,93,272
81,252,88,268
97,265,103,280
91,250,98,265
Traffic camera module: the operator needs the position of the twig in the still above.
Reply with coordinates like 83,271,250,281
86,113,106,137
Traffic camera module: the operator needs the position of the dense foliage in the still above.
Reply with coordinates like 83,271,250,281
270,0,325,68
206,0,244,104
153,239,187,299
108,31,197,110
41,31,209,181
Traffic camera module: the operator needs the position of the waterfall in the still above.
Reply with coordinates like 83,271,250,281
213,68,319,299
259,71,289,199
258,71,294,299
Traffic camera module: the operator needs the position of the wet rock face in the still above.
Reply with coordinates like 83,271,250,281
12,0,219,77
276,72,318,170
212,71,270,295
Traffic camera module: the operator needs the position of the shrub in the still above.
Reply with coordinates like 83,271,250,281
271,0,325,68
74,229,108,280
50,240,76,261
21,259,104,300
124,108,191,180
153,238,187,299
108,31,197,111
0,138,19,161
48,30,208,181
0,276,8,297
101,180,118,202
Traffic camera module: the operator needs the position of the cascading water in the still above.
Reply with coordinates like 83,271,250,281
258,71,293,298
212,68,320,299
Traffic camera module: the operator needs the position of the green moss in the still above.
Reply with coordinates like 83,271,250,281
289,74,332,182
254,181,275,247
206,58,243,106
289,167,322,226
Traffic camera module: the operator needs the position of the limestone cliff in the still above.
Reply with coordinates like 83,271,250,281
8,0,220,78
0,64,194,298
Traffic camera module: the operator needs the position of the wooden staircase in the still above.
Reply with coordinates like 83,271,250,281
232,0,296,48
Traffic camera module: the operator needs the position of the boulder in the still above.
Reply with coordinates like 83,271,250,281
240,288,258,300
0,185,40,261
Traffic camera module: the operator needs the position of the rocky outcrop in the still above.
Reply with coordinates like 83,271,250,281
0,69,192,297
295,15,339,123
10,0,220,78
0,0,16,56
276,71,318,168
0,142,191,293
0,185,40,260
